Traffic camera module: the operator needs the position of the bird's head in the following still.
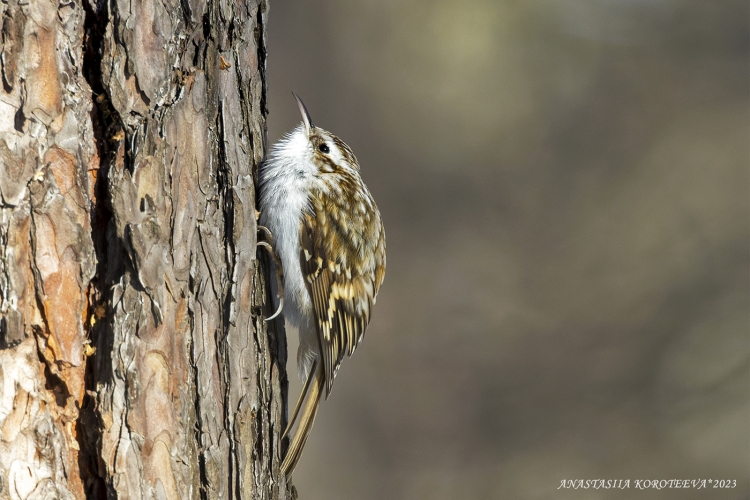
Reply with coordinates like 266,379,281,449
274,93,361,178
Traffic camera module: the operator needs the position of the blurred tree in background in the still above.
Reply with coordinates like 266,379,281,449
267,1,748,499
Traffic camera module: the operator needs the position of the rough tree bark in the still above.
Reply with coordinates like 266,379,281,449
0,0,294,498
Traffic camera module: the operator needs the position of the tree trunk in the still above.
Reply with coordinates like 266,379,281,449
0,0,294,498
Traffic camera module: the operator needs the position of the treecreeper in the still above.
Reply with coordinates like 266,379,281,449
258,94,387,477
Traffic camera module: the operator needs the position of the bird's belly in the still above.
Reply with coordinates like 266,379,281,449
261,202,313,332
259,176,321,380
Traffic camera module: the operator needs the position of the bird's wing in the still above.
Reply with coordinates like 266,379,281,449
299,188,386,397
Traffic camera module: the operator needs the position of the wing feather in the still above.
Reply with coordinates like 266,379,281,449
299,187,385,396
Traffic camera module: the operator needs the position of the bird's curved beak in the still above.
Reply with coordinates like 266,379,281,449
292,92,314,136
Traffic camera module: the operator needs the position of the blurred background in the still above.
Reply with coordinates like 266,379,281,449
265,1,749,498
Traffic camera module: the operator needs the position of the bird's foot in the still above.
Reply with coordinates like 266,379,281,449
257,225,285,321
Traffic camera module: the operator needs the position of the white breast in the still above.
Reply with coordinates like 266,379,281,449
258,127,317,336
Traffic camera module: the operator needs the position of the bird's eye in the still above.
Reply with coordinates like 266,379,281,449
318,144,330,154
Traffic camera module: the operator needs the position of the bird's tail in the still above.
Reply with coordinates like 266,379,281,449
281,361,324,477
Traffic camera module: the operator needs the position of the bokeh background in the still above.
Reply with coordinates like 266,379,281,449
265,1,749,498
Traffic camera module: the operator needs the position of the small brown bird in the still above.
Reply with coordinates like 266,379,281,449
259,94,386,477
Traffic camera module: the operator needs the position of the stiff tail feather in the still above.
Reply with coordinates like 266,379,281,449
281,361,324,477
283,358,319,440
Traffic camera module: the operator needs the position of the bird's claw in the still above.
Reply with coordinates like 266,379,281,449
258,224,276,246
257,226,285,322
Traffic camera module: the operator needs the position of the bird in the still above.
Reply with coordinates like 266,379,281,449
258,93,386,477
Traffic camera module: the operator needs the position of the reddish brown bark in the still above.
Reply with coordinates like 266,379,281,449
0,0,293,498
